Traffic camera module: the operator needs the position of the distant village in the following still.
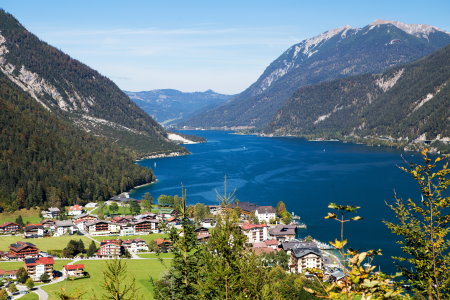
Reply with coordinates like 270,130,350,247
0,195,343,293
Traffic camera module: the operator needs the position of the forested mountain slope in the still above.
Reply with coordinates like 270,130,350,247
184,20,450,129
266,45,450,152
0,70,154,211
0,10,182,156
125,89,231,127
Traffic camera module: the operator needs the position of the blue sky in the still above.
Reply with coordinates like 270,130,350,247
1,0,449,94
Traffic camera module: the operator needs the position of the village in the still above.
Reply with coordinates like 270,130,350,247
0,195,343,299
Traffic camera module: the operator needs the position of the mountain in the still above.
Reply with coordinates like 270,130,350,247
266,45,450,152
184,20,450,129
0,9,182,157
125,89,232,127
0,69,154,211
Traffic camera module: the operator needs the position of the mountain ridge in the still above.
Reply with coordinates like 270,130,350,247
183,20,450,129
265,45,450,153
125,89,232,127
0,9,183,157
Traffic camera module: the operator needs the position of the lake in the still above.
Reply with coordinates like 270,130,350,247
131,130,421,274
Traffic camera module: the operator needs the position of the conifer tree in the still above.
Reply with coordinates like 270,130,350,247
154,188,199,299
99,258,142,300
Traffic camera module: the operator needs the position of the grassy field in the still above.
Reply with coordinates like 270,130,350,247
137,253,174,259
0,261,24,270
0,208,41,224
0,259,70,271
0,236,92,252
91,233,168,244
42,259,169,300
19,292,39,300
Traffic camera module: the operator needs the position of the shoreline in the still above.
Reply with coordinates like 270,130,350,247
136,151,189,161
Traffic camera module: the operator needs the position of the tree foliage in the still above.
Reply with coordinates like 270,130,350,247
385,149,450,298
0,70,154,210
98,258,142,300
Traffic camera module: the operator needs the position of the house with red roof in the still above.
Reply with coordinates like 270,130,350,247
98,239,123,257
64,264,85,277
25,256,54,281
0,269,18,280
240,223,268,244
68,204,84,216
122,239,148,253
0,222,20,234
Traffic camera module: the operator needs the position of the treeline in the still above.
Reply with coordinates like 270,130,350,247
0,71,154,211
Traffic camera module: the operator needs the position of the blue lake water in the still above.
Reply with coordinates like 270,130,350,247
131,130,422,274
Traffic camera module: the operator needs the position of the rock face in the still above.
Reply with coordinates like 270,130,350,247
0,10,181,155
184,20,450,129
125,89,232,127
265,45,450,152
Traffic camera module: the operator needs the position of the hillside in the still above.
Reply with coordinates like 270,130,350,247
125,89,232,127
184,20,450,129
0,70,155,211
266,45,450,152
0,9,183,156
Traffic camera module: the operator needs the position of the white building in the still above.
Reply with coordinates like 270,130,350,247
55,220,76,236
290,247,323,273
255,206,276,223
122,239,148,253
68,205,84,216
240,223,268,244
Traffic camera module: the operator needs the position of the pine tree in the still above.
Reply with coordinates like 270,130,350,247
154,188,199,299
99,258,142,300
87,241,98,257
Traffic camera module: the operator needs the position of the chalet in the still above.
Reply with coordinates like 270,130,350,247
268,224,297,242
9,241,39,258
55,220,76,236
136,213,157,221
264,239,279,249
194,227,210,242
111,216,136,224
73,214,98,231
119,224,136,236
41,207,60,219
159,208,178,218
25,257,54,281
155,238,172,250
240,223,268,243
135,220,158,234
68,204,84,216
24,224,44,238
0,269,17,280
64,264,85,277
207,205,221,215
289,245,323,274
40,219,56,230
281,239,303,253
74,214,98,223
85,220,120,235
98,240,123,257
200,218,215,228
229,202,258,215
122,239,148,253
255,206,276,223
0,222,20,234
